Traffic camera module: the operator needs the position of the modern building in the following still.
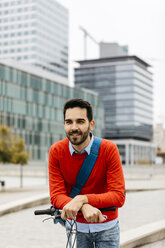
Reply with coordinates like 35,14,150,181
153,123,165,164
0,60,104,161
153,123,165,151
0,0,68,79
74,43,156,165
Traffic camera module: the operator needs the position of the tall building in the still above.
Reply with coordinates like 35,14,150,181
0,0,68,78
74,43,156,165
0,61,104,160
153,123,165,151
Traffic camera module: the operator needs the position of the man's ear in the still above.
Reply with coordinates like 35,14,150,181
90,120,95,131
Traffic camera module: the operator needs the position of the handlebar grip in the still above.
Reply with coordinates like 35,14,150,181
34,207,55,215
99,206,116,212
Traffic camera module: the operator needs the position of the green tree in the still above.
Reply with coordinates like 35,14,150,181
0,125,28,187
0,125,13,163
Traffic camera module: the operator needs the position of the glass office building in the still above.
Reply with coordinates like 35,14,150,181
75,56,153,141
74,55,156,164
0,61,104,161
0,0,68,78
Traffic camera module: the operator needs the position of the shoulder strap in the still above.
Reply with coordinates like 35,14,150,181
69,137,102,198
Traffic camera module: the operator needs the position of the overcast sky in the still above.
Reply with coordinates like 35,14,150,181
60,0,165,126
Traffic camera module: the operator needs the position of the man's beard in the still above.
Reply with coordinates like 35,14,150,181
66,127,90,146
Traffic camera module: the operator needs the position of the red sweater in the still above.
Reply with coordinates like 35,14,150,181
49,137,125,223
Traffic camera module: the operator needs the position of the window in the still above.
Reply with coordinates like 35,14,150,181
31,30,36,34
24,15,29,20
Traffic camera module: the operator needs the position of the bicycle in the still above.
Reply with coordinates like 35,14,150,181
34,206,116,248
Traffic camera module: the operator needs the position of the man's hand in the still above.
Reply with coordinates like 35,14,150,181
61,195,88,220
81,204,106,223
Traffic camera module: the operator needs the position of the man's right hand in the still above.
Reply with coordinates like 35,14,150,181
81,204,106,223
61,195,88,220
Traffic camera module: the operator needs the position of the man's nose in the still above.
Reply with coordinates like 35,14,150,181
71,122,78,130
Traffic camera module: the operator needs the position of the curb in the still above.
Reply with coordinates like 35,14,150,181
120,220,165,248
0,193,49,216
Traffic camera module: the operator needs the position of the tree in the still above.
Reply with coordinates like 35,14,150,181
0,125,28,187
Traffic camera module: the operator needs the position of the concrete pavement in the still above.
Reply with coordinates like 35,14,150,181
0,164,165,247
1,179,165,214
0,180,165,247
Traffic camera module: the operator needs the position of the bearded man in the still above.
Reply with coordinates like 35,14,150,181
49,98,125,248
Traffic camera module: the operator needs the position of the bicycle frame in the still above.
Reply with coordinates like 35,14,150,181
34,206,116,248
34,207,77,248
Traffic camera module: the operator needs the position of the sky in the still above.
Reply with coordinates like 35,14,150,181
59,0,165,127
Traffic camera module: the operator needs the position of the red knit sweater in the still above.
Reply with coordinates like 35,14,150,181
49,137,125,223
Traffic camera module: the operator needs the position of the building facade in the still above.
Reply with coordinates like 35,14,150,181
75,56,153,141
0,61,104,161
74,51,156,164
0,0,68,78
153,123,165,151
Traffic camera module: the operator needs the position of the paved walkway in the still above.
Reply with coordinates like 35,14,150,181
0,165,165,247
0,188,165,248
140,239,165,248
1,177,165,206
0,184,49,205
0,179,165,247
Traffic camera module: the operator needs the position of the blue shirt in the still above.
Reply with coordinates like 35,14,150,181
68,134,118,233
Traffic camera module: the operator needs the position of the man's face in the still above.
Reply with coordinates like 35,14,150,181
64,107,95,147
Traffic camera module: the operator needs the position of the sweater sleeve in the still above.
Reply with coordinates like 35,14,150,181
49,146,72,209
86,143,125,209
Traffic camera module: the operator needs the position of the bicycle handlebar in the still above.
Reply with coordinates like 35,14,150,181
34,206,116,216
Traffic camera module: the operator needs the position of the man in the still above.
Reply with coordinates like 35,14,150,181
49,98,125,248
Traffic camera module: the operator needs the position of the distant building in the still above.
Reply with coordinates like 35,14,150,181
74,43,156,165
153,123,165,151
0,61,104,161
0,0,68,79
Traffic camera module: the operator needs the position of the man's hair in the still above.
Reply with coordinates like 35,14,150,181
63,98,93,122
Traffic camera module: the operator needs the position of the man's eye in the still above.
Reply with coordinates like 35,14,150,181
65,120,72,124
77,120,85,124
